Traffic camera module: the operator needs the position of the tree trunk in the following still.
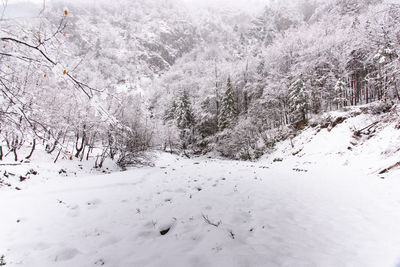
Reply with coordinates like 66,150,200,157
395,81,400,101
54,148,62,163
80,145,86,161
86,146,91,161
75,133,85,158
25,139,36,160
47,139,58,154
108,133,115,160
214,60,220,127
98,147,108,168
13,148,18,162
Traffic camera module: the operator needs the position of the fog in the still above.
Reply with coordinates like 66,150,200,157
182,0,268,13
2,0,270,19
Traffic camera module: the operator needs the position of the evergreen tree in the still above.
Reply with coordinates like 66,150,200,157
175,90,195,131
218,76,237,131
288,79,308,123
163,90,195,131
163,100,178,122
162,90,196,150
334,80,347,108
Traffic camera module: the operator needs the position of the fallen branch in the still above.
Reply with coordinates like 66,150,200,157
379,161,400,174
353,121,379,137
202,214,221,227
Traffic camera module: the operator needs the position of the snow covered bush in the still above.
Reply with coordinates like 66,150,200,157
217,118,264,160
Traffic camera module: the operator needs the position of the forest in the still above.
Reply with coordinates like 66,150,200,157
1,0,399,165
1,1,400,266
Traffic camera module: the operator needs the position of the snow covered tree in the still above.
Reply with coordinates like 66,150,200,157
218,76,237,131
288,79,309,123
0,4,155,166
164,90,195,150
335,0,382,15
175,90,195,131
334,80,348,108
177,91,196,150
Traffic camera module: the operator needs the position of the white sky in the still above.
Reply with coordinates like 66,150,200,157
2,0,270,19
183,0,268,10
6,0,269,8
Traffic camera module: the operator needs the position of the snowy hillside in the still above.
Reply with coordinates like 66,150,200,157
266,103,400,177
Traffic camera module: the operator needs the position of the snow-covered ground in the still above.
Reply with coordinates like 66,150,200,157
1,150,400,267
0,146,119,191
1,105,400,267
265,103,400,178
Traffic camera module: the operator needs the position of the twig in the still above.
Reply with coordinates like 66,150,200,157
202,214,221,227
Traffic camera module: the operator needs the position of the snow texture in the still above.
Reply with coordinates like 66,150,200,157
1,143,400,267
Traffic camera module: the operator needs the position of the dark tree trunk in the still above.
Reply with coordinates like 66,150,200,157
13,148,18,162
98,146,108,168
25,139,36,160
86,146,91,161
47,140,58,154
5,138,10,149
75,133,85,158
108,133,115,160
80,145,86,161
54,148,62,163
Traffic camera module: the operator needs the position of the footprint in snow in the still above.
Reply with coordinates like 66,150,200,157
136,230,157,238
99,236,120,248
95,259,105,266
86,199,101,209
66,205,80,217
174,188,186,193
54,248,81,262
33,242,51,251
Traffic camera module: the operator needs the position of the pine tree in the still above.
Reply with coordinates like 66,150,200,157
164,90,195,150
288,79,308,123
334,80,347,108
218,76,237,131
164,100,178,122
163,90,196,150
175,90,195,131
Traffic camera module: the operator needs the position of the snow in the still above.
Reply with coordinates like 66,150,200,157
1,148,400,267
1,105,400,267
0,145,119,191
264,105,400,177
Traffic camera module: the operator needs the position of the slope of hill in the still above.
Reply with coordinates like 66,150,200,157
265,102,400,178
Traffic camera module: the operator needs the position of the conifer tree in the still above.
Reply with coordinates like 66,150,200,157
334,80,347,109
164,90,196,150
218,76,237,131
288,79,308,123
175,90,195,131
